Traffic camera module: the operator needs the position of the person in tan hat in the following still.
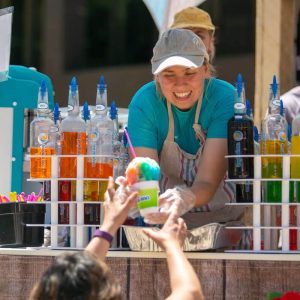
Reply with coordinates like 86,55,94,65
171,7,216,64
128,28,243,227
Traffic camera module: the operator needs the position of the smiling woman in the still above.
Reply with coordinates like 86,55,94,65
127,28,244,228
156,65,208,111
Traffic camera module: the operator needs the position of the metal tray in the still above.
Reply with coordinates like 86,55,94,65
123,222,243,252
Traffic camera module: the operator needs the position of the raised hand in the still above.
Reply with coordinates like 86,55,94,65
102,176,138,234
142,206,187,250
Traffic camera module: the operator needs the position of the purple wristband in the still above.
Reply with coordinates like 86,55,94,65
92,229,114,245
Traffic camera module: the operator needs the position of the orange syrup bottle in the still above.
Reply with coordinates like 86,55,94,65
30,80,55,178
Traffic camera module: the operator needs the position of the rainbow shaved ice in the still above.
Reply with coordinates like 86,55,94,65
125,157,160,185
125,157,160,217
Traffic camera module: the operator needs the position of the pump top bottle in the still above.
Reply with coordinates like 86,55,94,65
261,75,288,203
30,80,55,178
60,77,87,178
261,75,288,164
83,76,114,208
87,75,114,168
227,73,254,179
227,74,254,203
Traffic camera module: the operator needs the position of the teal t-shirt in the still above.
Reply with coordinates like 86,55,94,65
128,78,235,155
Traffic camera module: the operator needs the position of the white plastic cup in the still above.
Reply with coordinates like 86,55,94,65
132,180,159,216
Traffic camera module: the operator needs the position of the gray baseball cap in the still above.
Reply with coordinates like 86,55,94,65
151,28,209,75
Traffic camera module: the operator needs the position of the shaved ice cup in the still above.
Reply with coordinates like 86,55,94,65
132,180,159,216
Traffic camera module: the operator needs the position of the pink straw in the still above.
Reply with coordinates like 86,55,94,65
37,187,43,198
124,128,136,158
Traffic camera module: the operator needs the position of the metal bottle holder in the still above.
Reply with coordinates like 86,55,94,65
27,154,119,249
225,154,300,253
27,153,300,252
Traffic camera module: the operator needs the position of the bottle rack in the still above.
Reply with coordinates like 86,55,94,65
226,154,300,253
27,154,123,249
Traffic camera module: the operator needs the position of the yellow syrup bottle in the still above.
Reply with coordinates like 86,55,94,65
290,113,300,250
261,76,288,203
260,76,288,251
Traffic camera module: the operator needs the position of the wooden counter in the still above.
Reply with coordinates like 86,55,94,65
0,248,300,300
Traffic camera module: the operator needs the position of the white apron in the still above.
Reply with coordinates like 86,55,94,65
159,95,244,229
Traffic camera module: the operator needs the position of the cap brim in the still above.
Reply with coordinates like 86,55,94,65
171,23,215,31
152,56,204,75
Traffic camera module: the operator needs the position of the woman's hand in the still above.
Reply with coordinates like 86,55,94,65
144,185,196,224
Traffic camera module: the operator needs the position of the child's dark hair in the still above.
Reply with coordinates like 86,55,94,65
29,252,122,300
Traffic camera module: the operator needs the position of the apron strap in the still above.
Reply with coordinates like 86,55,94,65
166,101,175,141
193,91,206,145
166,84,207,144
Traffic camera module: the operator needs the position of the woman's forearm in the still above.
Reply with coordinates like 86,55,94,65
190,138,228,207
190,180,219,207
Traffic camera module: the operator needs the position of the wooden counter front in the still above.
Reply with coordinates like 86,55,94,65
0,249,299,300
